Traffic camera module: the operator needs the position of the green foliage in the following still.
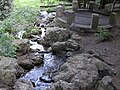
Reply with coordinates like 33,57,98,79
14,0,40,9
22,26,41,38
11,7,39,24
96,28,112,41
0,33,17,57
0,18,17,34
0,0,69,57
0,0,13,20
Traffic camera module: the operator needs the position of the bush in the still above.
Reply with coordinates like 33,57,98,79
0,0,40,57
0,19,17,34
0,33,17,57
96,28,112,41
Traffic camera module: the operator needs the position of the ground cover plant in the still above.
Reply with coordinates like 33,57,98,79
0,0,70,57
96,27,113,42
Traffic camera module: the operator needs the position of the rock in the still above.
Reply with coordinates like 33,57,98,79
37,27,71,46
22,33,33,39
0,56,24,78
66,52,73,58
51,42,66,53
39,75,54,83
17,59,34,70
31,29,41,35
0,88,7,90
51,39,80,54
97,76,116,90
71,33,81,41
31,55,44,66
53,54,98,90
17,54,34,70
93,59,117,77
66,39,80,51
14,79,34,90
52,53,116,90
51,80,79,90
23,28,42,39
14,39,30,55
53,68,78,82
0,70,16,90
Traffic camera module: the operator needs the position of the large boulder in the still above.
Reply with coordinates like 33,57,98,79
31,55,44,66
0,71,16,90
51,39,80,54
17,54,34,70
0,56,24,89
14,39,30,56
52,53,116,90
97,76,116,90
66,39,80,51
70,33,82,42
14,79,34,90
17,59,34,70
0,88,7,90
0,56,24,78
51,80,79,90
51,42,66,53
37,27,71,46
17,53,44,70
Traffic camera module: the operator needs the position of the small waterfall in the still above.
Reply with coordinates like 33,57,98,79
16,30,26,39
40,28,46,38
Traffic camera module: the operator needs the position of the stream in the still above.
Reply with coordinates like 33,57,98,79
20,52,65,90
17,11,66,90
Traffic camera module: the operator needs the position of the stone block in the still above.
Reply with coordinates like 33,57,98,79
66,10,75,25
109,12,117,26
91,13,99,29
72,0,79,11
89,1,95,11
56,5,64,17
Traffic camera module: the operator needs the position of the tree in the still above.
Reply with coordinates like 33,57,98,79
0,0,13,20
111,0,117,11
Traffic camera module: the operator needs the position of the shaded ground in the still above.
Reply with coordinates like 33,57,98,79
77,16,120,89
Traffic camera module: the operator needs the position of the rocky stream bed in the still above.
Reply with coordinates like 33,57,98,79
0,11,119,90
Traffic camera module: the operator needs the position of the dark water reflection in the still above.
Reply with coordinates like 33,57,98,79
20,53,65,90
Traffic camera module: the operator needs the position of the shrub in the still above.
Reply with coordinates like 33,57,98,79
96,27,112,41
0,33,17,57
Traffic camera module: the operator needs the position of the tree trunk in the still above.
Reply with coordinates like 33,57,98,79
0,0,13,20
77,0,81,8
111,0,117,11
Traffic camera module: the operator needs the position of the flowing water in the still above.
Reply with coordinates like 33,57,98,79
21,52,65,90
18,13,65,89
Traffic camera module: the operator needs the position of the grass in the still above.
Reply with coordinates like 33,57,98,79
14,0,60,10
14,0,40,9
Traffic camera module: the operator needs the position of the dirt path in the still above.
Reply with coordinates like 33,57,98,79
76,16,120,89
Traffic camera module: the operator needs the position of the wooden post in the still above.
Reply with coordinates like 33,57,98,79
91,13,99,29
